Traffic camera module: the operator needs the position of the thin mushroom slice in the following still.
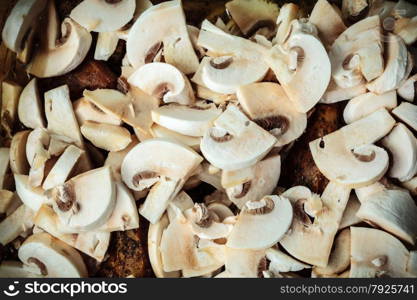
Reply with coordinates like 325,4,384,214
207,202,234,221
0,205,34,246
320,80,367,104
26,128,50,187
397,74,417,101
10,130,30,175
1,81,22,138
266,248,310,273
226,195,293,250
81,121,132,152
392,102,417,132
274,3,299,45
14,174,47,212
0,148,11,190
18,232,87,278
339,194,362,229
73,97,122,126
166,191,194,222
201,105,277,171
394,16,417,45
94,31,120,61
151,124,201,151
0,190,16,215
50,166,116,231
224,247,266,278
83,89,132,121
18,78,45,129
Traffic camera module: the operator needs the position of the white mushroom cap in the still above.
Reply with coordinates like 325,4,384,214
81,121,132,152
397,74,417,101
226,195,293,250
10,130,30,175
14,174,47,211
18,78,45,129
0,205,34,246
266,247,310,273
392,102,417,131
18,232,87,278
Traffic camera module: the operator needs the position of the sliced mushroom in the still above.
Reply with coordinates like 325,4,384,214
126,0,199,74
237,82,307,147
224,247,266,278
274,3,299,44
94,31,120,61
81,121,132,152
50,166,116,231
201,105,277,171
18,78,45,129
0,261,44,278
0,205,34,246
9,130,30,175
151,124,201,151
402,176,417,196
339,194,362,229
151,102,221,137
47,136,69,157
28,1,92,78
1,81,22,138
393,0,417,18
343,91,397,124
395,16,417,45
342,0,369,23
310,109,394,188
0,189,16,215
166,191,194,222
320,80,367,104
18,232,87,278
26,128,50,187
398,74,417,101
73,97,122,126
392,102,417,131
207,202,234,221
266,247,310,273
14,174,46,212
128,62,195,105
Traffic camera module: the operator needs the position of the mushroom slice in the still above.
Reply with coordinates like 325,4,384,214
237,82,307,147
14,174,47,212
26,128,50,187
309,0,347,46
44,85,83,148
408,251,417,276
127,0,199,74
1,81,22,138
266,24,331,113
320,80,367,104
343,91,397,124
166,191,194,222
151,103,221,137
70,0,135,32
104,137,139,182
121,138,203,191
314,228,351,276
18,232,87,278
367,34,410,94
350,227,415,278
398,74,417,102
0,148,10,190
47,136,69,157
0,205,34,246
224,247,266,278
329,16,383,89
207,203,234,221
80,121,132,152
129,62,194,105
0,190,16,215
402,176,417,196
151,124,201,151
392,102,417,131
226,154,281,209
0,261,44,278
395,16,417,45
339,194,362,229
10,130,30,175
28,1,92,78
201,105,277,171
275,3,299,45
73,97,122,126
18,78,45,129
393,0,417,18
342,0,369,23
42,145,84,190
50,166,116,231
148,214,181,278
94,31,120,61
266,248,310,273
1,0,47,52
226,195,292,250
381,123,417,182
310,109,394,188
83,89,132,121
355,183,417,245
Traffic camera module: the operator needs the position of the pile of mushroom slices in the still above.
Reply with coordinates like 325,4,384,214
1,0,417,279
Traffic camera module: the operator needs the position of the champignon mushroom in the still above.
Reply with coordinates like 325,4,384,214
0,261,44,278
18,78,45,129
393,0,417,18
14,174,46,212
397,74,417,101
392,102,417,131
266,247,310,273
274,3,299,44
150,124,201,151
9,130,30,175
0,189,16,215
320,80,367,104
342,0,369,23
25,128,51,187
166,191,194,222
73,97,122,126
310,108,394,188
0,204,34,246
394,16,417,45
339,194,362,229
1,81,22,138
224,247,266,278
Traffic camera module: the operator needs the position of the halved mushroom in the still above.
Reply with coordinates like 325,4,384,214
18,232,87,278
9,130,30,175
44,85,83,148
14,174,47,212
392,102,417,131
226,195,292,250
81,121,132,152
128,62,195,105
350,227,416,277
266,247,310,273
1,0,47,52
381,123,417,182
49,166,115,231
201,105,277,171
18,78,45,129
126,0,199,74
339,194,362,229
224,247,266,278
1,81,22,138
237,82,307,147
151,124,201,151
0,261,44,278
0,205,34,246
73,97,122,126
398,74,417,101
320,80,367,104
329,16,383,89
28,1,92,78
343,91,397,124
310,108,394,188
151,102,221,137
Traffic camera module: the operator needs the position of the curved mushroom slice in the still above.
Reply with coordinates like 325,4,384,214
226,195,292,250
224,247,266,278
80,121,132,152
225,154,281,209
382,123,417,182
1,0,47,52
73,97,122,126
10,130,30,175
70,0,135,32
267,24,331,113
127,0,199,74
121,138,202,191
280,182,351,267
28,1,91,78
44,85,83,148
207,203,234,221
310,109,394,188
329,16,383,89
339,194,362,229
350,227,416,278
201,105,277,171
392,102,417,131
129,62,194,105
50,166,116,231
398,74,417,102
320,80,367,104
26,128,50,187
314,228,351,276
151,103,221,137
274,3,299,45
0,205,34,246
18,79,45,129
367,34,410,94
18,232,87,278
237,82,307,147
1,81,22,139
104,137,139,182
14,174,47,212
166,191,194,222
151,124,201,151
266,248,310,273
309,0,347,46
0,261,44,278
343,91,397,124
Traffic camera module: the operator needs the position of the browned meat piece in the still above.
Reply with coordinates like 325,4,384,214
280,103,344,194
